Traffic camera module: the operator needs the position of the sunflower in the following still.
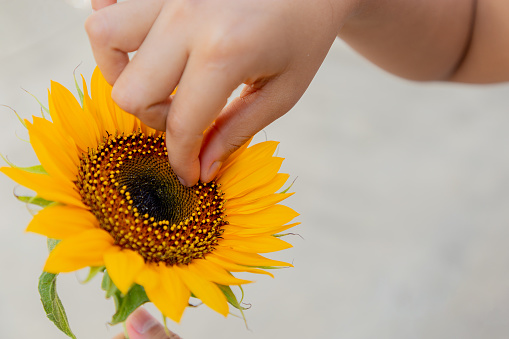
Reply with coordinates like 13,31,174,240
1,68,298,323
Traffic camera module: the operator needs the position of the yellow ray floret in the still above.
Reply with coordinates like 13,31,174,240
1,67,299,323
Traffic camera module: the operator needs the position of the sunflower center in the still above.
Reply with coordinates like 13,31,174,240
75,132,226,265
115,155,195,225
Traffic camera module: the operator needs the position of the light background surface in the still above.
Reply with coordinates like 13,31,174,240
2,1,509,338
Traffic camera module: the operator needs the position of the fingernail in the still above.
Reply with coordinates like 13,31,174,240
206,161,223,181
177,175,187,186
129,309,159,334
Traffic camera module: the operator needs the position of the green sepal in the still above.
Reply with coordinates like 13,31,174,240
73,66,84,106
47,238,60,252
111,284,150,325
218,285,248,311
0,154,47,175
245,265,287,270
273,232,302,239
16,195,55,208
38,238,76,339
279,177,297,194
101,271,120,299
218,285,249,327
22,88,50,116
18,165,47,174
0,104,28,128
81,266,105,284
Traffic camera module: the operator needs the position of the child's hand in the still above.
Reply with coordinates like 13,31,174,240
113,308,181,339
86,0,356,186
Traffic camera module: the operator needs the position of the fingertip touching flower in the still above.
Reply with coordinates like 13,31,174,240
1,67,299,324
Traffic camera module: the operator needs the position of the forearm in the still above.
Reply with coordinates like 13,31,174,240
338,0,478,82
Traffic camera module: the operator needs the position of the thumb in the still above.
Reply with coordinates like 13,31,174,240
125,308,181,339
199,78,302,183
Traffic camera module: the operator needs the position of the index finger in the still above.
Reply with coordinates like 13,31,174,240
166,57,241,186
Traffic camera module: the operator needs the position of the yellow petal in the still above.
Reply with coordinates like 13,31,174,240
91,67,137,135
137,264,190,323
188,259,252,286
158,265,191,322
104,248,145,295
0,167,85,208
44,228,115,273
219,235,292,253
216,137,252,176
227,192,294,214
226,173,290,208
221,158,284,199
26,205,97,239
134,264,160,291
82,75,108,139
206,254,274,278
28,117,80,182
223,222,301,237
213,247,292,268
49,81,101,152
90,68,117,135
113,103,137,136
217,141,279,187
174,264,229,316
226,204,299,227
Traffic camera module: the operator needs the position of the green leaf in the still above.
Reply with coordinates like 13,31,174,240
38,271,77,339
15,195,55,207
111,284,150,325
101,271,150,325
81,266,105,284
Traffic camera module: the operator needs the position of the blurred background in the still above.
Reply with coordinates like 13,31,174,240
2,1,509,338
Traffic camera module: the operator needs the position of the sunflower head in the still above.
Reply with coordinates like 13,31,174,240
76,131,228,266
1,67,299,330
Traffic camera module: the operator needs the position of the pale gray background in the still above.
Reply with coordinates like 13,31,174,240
2,1,509,338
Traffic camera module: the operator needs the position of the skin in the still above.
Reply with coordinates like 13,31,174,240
86,0,509,188
113,308,181,339
87,0,509,338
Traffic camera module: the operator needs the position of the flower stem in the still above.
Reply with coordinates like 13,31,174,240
162,315,170,337
123,321,130,339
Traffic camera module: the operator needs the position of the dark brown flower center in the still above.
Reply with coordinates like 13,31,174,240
75,132,226,265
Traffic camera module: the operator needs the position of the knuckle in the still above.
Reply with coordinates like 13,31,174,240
209,121,251,159
111,86,142,116
204,34,242,62
166,113,189,140
84,11,111,46
200,23,251,65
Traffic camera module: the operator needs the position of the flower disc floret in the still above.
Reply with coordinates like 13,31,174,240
76,132,227,265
